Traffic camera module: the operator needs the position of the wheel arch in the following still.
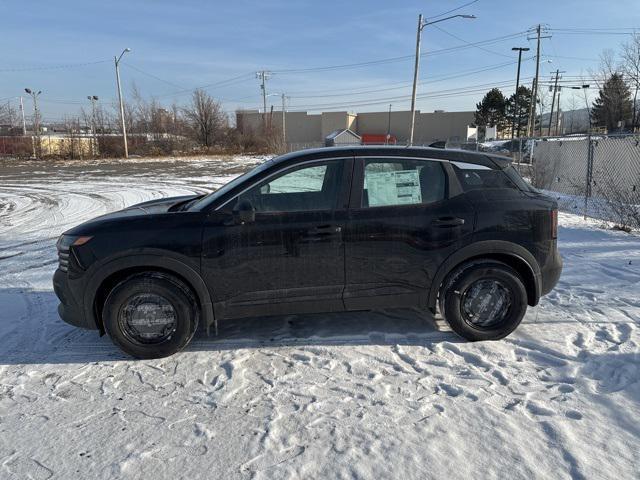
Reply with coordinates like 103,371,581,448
427,240,542,312
84,251,216,335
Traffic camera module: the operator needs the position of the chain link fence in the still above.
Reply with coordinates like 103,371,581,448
514,134,640,229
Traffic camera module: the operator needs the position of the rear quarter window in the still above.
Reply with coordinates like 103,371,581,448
453,165,520,191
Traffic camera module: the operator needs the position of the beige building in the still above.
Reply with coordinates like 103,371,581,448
236,109,475,147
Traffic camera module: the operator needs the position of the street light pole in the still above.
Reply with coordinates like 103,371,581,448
511,47,530,139
408,13,476,145
19,96,26,135
24,88,42,158
114,48,131,158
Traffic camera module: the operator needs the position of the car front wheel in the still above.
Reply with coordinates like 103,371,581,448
439,260,528,341
102,272,199,359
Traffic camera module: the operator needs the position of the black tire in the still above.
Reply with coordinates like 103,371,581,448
439,260,527,341
102,272,199,359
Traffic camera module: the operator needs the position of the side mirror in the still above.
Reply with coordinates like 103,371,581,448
234,199,255,224
260,183,271,194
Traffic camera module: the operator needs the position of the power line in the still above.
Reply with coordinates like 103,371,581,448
432,24,514,59
121,62,186,90
288,58,532,99
427,0,480,21
153,73,256,99
0,60,108,73
287,78,527,111
270,31,529,74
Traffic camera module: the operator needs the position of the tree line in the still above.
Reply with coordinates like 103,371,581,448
0,87,282,158
474,33,640,138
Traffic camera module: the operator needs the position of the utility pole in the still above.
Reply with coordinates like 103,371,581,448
281,93,287,148
547,70,561,136
511,47,530,139
114,48,131,158
387,104,392,144
256,71,271,131
555,85,563,136
409,13,476,145
19,96,26,135
87,95,99,156
527,25,552,137
409,14,424,146
24,88,41,158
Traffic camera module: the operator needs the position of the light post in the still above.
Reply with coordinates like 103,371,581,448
24,88,41,157
511,47,530,139
87,95,99,156
409,13,476,145
114,48,131,158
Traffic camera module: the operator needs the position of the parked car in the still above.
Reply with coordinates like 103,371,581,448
53,146,562,358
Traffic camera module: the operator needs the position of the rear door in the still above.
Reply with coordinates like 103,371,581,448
343,156,474,310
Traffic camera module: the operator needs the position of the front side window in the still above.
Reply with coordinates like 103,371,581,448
234,160,344,212
362,159,446,208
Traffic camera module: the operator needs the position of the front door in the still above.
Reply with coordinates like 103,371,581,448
343,156,474,310
202,158,353,319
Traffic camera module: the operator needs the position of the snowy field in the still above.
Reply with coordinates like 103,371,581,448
0,155,639,479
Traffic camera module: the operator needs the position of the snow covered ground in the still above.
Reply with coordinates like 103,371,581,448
0,155,638,479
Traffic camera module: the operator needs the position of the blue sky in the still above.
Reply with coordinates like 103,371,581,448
1,0,639,123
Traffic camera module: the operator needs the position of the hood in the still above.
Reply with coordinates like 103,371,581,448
63,194,200,235
127,194,200,214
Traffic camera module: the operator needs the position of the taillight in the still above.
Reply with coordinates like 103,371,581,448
551,209,558,239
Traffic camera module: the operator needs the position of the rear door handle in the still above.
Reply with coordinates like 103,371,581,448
309,225,342,235
432,217,465,227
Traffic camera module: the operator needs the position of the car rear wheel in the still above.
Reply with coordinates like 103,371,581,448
102,272,199,359
439,260,527,341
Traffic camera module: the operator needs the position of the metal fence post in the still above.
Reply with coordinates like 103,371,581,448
517,137,523,165
584,134,594,220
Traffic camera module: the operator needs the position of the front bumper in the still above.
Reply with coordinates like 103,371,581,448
53,268,97,329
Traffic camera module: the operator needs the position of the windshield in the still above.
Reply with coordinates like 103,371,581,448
189,158,277,211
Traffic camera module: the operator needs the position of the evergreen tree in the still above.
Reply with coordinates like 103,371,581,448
592,73,633,132
505,85,532,137
474,88,508,133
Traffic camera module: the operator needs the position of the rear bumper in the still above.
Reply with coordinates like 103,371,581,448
53,268,97,329
540,249,563,296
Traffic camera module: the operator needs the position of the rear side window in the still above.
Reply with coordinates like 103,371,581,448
362,159,446,207
453,164,519,191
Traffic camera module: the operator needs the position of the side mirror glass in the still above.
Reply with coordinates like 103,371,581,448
260,183,271,194
234,199,255,224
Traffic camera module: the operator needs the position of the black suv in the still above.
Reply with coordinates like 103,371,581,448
53,147,562,358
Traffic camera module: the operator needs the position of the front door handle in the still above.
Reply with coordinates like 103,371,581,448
432,217,465,227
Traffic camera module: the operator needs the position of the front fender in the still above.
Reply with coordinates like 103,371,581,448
82,249,215,333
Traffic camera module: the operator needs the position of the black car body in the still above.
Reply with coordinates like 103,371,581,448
53,146,562,358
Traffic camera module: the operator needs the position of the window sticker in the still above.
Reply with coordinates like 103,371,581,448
365,169,422,206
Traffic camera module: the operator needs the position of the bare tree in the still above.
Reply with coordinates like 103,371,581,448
0,101,17,129
182,89,227,148
565,94,580,133
622,33,640,131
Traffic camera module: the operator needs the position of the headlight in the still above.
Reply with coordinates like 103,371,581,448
56,235,93,250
